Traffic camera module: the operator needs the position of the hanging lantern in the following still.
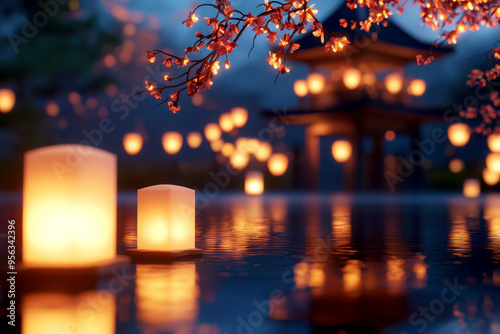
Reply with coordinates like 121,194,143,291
255,142,273,162
486,153,500,173
123,132,143,155
483,168,500,186
219,113,234,133
210,139,224,152
0,89,16,113
267,153,289,176
204,123,222,142
229,150,249,170
162,132,183,155
331,140,352,163
307,73,325,95
294,80,309,97
230,107,248,128
463,179,480,198
449,159,465,173
342,68,362,90
384,73,403,94
187,132,202,149
487,133,500,152
384,130,396,141
221,142,235,157
408,79,426,96
245,171,264,195
447,123,471,147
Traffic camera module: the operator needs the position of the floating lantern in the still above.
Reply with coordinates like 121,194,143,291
307,73,325,95
447,123,471,147
45,101,59,117
385,130,396,141
342,68,362,90
0,89,16,113
219,113,234,133
23,145,117,267
449,159,465,173
162,132,183,155
463,178,480,198
230,107,248,128
127,185,201,260
187,132,202,149
294,80,309,97
221,142,235,157
123,132,143,155
331,140,352,163
267,153,289,176
487,133,500,152
245,171,264,195
408,79,426,96
384,73,403,94
245,138,261,155
255,142,273,162
483,168,500,186
204,123,221,142
210,139,224,152
229,150,249,170
486,153,500,173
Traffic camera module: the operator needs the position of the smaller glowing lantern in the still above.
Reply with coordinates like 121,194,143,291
219,113,234,133
483,168,500,186
0,89,16,113
210,139,224,152
486,153,500,173
463,179,480,198
408,79,426,96
187,132,202,149
342,68,362,90
384,73,403,94
294,80,309,97
46,101,59,117
307,73,325,95
362,72,376,86
123,132,143,155
487,133,500,152
385,130,396,141
230,107,248,128
449,159,465,173
230,150,249,170
204,123,222,142
267,153,289,176
255,142,273,162
162,132,183,155
245,171,264,195
331,140,352,163
221,142,235,157
447,123,471,147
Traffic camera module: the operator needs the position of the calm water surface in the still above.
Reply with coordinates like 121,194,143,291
3,192,500,334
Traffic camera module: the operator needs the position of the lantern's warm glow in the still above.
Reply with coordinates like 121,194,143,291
483,168,500,186
219,113,234,133
22,291,115,334
342,68,362,90
449,159,465,173
204,123,222,142
331,140,352,163
385,130,396,141
255,142,273,162
447,123,471,147
245,171,264,195
221,142,235,157
0,89,16,113
267,153,289,176
408,79,426,96
187,132,202,149
46,101,59,117
488,133,500,152
463,178,480,198
362,72,376,86
162,132,183,155
307,73,325,95
137,185,195,251
230,150,249,170
487,153,500,173
230,107,249,128
384,73,403,94
123,132,143,155
210,139,224,152
294,80,309,97
23,145,116,267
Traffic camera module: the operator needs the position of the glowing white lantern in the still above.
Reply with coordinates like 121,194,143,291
487,133,500,152
331,140,352,163
307,73,325,95
463,179,480,198
483,168,500,186
447,123,471,147
204,123,222,142
267,153,289,176
384,73,403,94
342,68,362,90
162,132,183,155
245,171,264,195
219,113,234,133
123,132,143,155
408,79,426,96
487,153,500,173
187,132,202,149
0,89,16,113
230,107,248,128
294,80,308,97
23,145,116,267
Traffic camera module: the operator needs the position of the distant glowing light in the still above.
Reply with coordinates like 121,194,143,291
408,79,426,96
449,159,465,173
267,153,289,176
483,168,500,186
230,107,248,128
68,0,79,11
123,133,143,155
463,179,480,198
0,89,16,113
221,142,235,157
104,54,116,68
331,140,352,163
192,95,203,106
447,123,471,147
85,97,98,110
342,68,362,90
124,23,136,36
486,153,500,173
68,91,81,105
245,171,264,195
384,73,403,94
230,150,249,170
46,101,59,117
187,132,202,149
255,142,272,162
307,73,325,95
487,133,500,152
204,123,221,142
384,130,396,141
162,132,183,155
293,80,308,97
210,139,224,152
219,113,234,133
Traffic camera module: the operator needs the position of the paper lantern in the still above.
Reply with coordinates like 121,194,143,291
46,101,59,117
204,123,221,142
210,139,224,152
229,150,249,170
23,145,116,267
449,159,465,173
230,107,248,128
162,132,183,155
447,123,471,147
221,142,235,157
187,132,202,149
307,73,325,95
463,178,480,198
219,113,234,133
342,68,361,90
267,153,289,176
245,171,264,195
123,132,143,155
408,79,426,96
385,130,396,141
22,291,115,334
255,142,273,162
384,73,403,94
331,140,352,163
483,168,500,186
294,80,308,97
487,133,500,152
0,89,15,113
486,153,500,173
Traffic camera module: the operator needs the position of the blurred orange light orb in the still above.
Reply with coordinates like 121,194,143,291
221,142,235,157
385,130,396,141
219,113,234,133
267,153,289,176
342,68,362,90
486,153,500,173
449,159,465,173
307,73,325,95
463,178,480,198
0,89,15,113
204,123,221,142
230,150,249,170
46,101,59,117
331,140,352,163
408,79,426,96
487,133,500,152
162,132,183,155
187,132,202,149
210,139,224,152
384,73,403,94
255,142,273,162
447,123,471,147
123,132,143,155
483,168,500,186
293,80,309,97
230,107,248,128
